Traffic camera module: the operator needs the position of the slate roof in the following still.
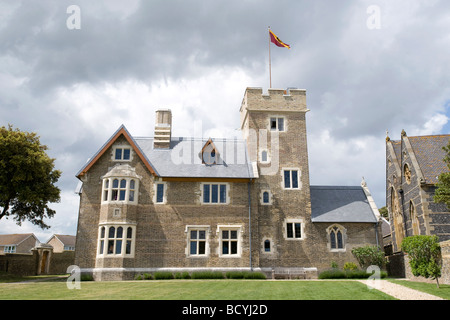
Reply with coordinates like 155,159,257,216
134,137,256,179
310,186,378,223
408,135,449,185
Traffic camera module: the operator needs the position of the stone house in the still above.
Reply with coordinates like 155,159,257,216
0,233,39,254
386,131,450,252
74,87,382,280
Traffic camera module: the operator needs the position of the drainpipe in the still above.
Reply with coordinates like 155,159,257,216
248,179,253,271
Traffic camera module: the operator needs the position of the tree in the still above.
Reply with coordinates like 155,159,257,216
434,140,450,209
378,206,388,220
351,245,385,269
401,235,442,288
0,125,61,229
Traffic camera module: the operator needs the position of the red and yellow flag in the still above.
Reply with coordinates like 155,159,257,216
269,29,290,49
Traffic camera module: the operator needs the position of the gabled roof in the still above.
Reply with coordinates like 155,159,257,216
76,125,157,179
0,233,39,246
310,186,378,223
46,234,76,247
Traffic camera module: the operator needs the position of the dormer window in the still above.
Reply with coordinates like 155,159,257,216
201,138,219,165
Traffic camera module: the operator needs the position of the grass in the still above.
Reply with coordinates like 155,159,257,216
389,279,450,300
0,279,396,300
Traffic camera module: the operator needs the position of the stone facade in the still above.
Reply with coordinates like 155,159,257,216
75,87,382,280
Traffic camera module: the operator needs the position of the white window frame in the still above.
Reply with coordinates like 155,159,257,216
283,218,304,240
269,116,286,132
153,181,167,204
4,245,16,253
185,225,210,257
201,182,230,204
281,168,301,190
97,223,136,258
260,189,272,205
217,225,242,257
112,146,133,162
102,177,139,204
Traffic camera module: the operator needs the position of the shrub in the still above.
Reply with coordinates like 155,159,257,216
174,272,191,279
191,271,224,279
225,271,267,279
243,272,266,280
343,262,358,271
351,245,385,269
402,235,442,288
153,271,174,280
318,269,387,279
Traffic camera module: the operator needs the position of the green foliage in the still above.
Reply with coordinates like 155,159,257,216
153,271,174,280
225,271,266,279
351,245,385,269
434,140,450,209
343,262,358,271
401,235,442,287
378,206,388,220
0,125,61,229
318,268,387,279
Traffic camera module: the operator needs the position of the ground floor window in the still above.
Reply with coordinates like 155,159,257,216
98,224,136,257
284,219,303,240
326,224,346,251
186,226,210,256
217,225,242,257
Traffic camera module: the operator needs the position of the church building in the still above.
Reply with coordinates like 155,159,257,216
74,87,382,280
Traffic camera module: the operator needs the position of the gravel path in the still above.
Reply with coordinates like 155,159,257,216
357,279,444,300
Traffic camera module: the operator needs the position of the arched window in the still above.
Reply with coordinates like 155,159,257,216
264,239,271,252
101,164,141,204
327,225,346,251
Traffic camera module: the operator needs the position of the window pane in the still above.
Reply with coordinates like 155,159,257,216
199,241,206,255
190,230,197,240
127,227,132,239
220,185,226,203
294,223,301,238
123,148,130,160
112,190,118,200
117,227,123,238
104,190,108,201
109,227,115,238
286,223,293,238
119,190,126,201
203,184,210,203
261,151,267,162
211,184,218,203
222,241,229,254
190,241,197,255
330,231,336,249
264,240,271,252
108,240,114,254
222,230,229,239
231,241,237,254
198,230,206,239
130,179,135,189
100,227,105,238
129,190,134,202
115,240,122,254
278,118,284,131
292,171,298,188
337,231,343,249
120,179,127,188
99,240,104,254
115,148,122,160
263,191,269,203
270,118,277,130
157,184,164,203
105,179,109,188
230,230,237,239
284,170,291,188
112,179,119,188
126,240,132,254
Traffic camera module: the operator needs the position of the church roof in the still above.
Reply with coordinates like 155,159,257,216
310,186,378,223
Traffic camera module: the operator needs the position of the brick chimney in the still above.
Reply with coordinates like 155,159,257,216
154,109,172,149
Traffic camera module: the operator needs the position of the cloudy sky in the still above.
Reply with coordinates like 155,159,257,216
1,0,449,242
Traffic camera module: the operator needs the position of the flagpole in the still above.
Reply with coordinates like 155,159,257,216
268,26,272,88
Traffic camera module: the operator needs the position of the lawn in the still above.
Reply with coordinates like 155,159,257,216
389,279,450,300
0,279,395,300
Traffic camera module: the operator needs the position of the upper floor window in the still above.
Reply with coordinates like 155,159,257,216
270,117,285,132
114,147,131,161
260,190,272,205
4,245,16,253
284,219,303,240
154,182,167,204
102,178,138,204
202,183,228,204
201,139,219,165
283,169,300,189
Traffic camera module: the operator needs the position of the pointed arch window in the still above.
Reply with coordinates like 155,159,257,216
201,138,220,165
327,225,346,251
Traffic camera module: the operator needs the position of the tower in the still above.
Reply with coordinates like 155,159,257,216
240,87,312,268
